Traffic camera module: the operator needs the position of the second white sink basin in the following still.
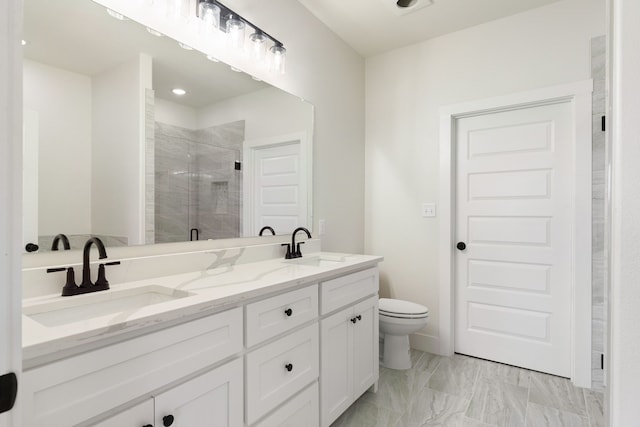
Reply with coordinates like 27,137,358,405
23,285,194,327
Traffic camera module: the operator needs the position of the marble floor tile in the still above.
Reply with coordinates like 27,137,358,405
360,365,433,413
330,399,403,427
524,403,590,427
466,378,528,427
427,354,481,399
477,360,531,388
396,386,469,427
583,389,605,427
528,373,587,417
460,417,498,427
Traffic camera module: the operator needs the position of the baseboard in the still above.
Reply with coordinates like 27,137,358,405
409,332,441,355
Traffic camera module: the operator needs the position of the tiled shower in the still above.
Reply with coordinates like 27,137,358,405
153,120,245,243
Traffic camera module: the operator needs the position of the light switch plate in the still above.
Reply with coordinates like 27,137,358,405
421,203,436,217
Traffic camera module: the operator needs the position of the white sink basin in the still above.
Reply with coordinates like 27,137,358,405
23,285,193,327
283,255,347,268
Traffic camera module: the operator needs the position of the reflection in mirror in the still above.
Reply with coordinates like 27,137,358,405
22,0,313,252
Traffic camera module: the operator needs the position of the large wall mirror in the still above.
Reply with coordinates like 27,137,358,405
22,0,314,253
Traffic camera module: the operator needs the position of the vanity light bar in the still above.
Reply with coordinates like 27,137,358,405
196,0,285,50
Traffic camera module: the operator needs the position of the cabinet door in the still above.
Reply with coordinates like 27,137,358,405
253,382,319,427
352,296,379,398
90,399,154,427
320,306,354,427
154,358,243,427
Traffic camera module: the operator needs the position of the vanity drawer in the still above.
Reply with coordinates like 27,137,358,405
253,382,319,427
320,267,379,315
22,307,243,427
246,284,318,347
246,323,319,425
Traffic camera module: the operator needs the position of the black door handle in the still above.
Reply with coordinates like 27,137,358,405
456,242,466,251
0,372,17,414
351,317,357,324
285,363,293,372
356,315,362,321
284,308,293,317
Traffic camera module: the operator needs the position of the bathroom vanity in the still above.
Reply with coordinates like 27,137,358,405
21,247,381,427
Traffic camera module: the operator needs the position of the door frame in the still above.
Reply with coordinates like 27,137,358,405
438,80,593,387
1,0,23,424
242,131,312,237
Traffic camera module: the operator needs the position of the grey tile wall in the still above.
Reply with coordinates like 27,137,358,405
591,35,606,391
145,88,156,245
154,120,244,243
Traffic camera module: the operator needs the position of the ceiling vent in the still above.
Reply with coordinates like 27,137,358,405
380,0,435,16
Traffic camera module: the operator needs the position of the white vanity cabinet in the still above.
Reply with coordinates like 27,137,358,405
22,308,243,427
92,359,243,427
319,268,379,427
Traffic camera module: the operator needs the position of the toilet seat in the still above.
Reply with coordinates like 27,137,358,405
379,298,429,319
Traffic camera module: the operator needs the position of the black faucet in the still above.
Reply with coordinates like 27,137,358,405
282,227,312,259
259,226,276,236
51,233,70,251
81,237,108,288
47,237,121,296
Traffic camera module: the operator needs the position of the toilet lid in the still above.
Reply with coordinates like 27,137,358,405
379,298,429,317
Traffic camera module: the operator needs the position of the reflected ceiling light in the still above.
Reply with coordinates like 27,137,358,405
146,27,163,37
172,88,187,95
21,40,27,46
106,8,127,20
196,0,287,74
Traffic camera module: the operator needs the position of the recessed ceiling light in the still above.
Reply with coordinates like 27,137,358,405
178,42,193,50
206,55,220,62
21,40,27,46
146,27,163,37
230,67,242,73
251,76,262,82
106,8,127,20
172,88,187,96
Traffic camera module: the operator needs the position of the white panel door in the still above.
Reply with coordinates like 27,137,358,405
455,101,573,377
253,142,306,235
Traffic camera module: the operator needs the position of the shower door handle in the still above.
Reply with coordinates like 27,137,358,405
190,228,199,241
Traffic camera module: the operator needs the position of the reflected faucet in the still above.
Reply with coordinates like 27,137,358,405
51,233,70,251
259,226,276,236
282,227,312,259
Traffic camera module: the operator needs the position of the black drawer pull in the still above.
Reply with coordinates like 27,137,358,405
285,363,293,372
350,317,357,324
356,315,362,321
284,308,293,317
163,415,174,426
142,424,153,427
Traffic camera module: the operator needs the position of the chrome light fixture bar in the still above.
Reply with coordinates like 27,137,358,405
196,0,286,74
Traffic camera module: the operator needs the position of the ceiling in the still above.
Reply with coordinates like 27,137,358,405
23,0,268,108
296,0,563,57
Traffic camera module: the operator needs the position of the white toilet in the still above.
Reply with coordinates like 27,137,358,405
379,298,429,370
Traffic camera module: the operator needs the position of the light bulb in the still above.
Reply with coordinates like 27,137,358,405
249,32,268,62
198,1,220,35
226,15,245,49
269,44,286,74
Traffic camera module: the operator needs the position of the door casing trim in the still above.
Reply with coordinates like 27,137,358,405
438,80,593,387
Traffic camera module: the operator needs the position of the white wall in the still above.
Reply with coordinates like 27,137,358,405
22,59,92,236
608,0,640,422
365,0,605,351
92,54,152,244
155,97,198,130
93,0,366,253
197,87,313,142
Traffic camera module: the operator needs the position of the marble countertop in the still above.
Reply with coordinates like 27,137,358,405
22,252,382,364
